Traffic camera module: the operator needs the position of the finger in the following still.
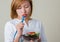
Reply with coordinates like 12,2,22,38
20,22,24,25
21,25,24,28
30,40,34,42
37,38,41,42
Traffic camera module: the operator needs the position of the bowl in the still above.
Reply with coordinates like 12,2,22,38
22,32,40,41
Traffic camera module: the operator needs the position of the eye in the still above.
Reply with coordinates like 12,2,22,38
18,6,22,9
25,5,29,8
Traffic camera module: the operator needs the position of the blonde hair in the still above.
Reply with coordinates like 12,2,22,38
11,0,33,19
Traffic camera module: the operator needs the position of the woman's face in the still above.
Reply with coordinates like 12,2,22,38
16,1,31,19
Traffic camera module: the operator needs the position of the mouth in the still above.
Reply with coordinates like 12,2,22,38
22,14,27,17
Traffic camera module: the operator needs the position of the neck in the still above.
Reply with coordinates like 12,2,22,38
25,17,32,26
25,17,30,23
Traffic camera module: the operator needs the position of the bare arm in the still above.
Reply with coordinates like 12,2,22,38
14,33,21,42
14,22,24,42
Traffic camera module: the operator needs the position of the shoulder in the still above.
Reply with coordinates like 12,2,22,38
5,19,14,26
4,19,16,31
30,18,42,27
4,19,16,30
5,21,12,27
5,19,18,26
31,18,42,24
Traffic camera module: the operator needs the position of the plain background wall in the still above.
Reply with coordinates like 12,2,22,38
0,0,60,42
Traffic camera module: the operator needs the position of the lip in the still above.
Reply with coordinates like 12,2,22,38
22,14,27,17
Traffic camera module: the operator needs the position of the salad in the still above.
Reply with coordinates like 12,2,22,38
23,32,40,40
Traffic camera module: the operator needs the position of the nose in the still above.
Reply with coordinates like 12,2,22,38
22,7,26,13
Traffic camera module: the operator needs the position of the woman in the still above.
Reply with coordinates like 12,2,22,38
4,0,47,42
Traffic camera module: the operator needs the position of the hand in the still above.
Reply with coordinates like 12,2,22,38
37,38,41,42
30,40,34,42
30,38,41,42
15,22,24,37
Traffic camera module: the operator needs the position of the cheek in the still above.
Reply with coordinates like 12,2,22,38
26,8,31,14
16,10,21,14
16,9,22,16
